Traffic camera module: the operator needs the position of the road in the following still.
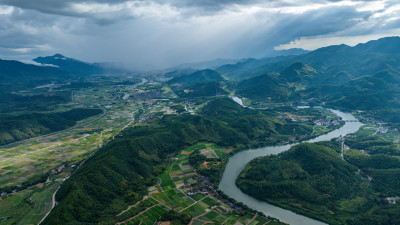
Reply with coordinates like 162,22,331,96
38,186,60,225
341,141,345,161
372,123,382,136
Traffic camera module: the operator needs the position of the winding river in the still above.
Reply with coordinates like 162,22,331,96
219,108,363,225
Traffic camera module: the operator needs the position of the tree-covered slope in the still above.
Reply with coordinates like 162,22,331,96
278,62,316,83
0,92,71,113
167,69,225,86
236,73,292,100
43,98,313,224
304,69,400,110
215,37,400,86
33,54,104,75
173,81,228,98
0,108,102,145
237,142,400,225
0,59,70,92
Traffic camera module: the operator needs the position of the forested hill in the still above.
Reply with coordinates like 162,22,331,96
43,98,313,224
0,108,103,146
0,59,70,92
237,142,400,225
167,69,225,86
215,36,400,83
33,54,105,75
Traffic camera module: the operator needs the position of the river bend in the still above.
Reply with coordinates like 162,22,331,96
219,109,363,225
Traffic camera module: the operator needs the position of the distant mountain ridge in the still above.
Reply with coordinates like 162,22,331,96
215,36,400,83
33,54,104,75
0,59,69,92
167,69,225,86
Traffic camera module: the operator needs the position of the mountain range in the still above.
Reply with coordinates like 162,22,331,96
164,37,400,119
0,54,127,92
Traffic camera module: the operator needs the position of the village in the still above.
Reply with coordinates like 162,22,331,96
115,143,282,225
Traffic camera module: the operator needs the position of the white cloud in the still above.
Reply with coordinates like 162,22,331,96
0,5,12,14
275,32,400,50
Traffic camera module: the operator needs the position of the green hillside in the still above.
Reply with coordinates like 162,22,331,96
174,81,228,98
43,98,313,224
0,59,70,92
236,73,292,100
279,62,316,83
0,108,103,145
33,54,104,75
237,142,400,225
167,69,225,86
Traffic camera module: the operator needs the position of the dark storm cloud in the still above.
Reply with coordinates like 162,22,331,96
0,0,78,17
0,0,399,69
0,0,376,18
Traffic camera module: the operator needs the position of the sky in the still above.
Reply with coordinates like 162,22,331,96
0,0,399,69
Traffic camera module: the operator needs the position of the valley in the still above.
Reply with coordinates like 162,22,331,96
115,143,284,225
2,37,400,225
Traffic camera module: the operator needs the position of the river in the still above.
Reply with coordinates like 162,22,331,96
219,108,363,225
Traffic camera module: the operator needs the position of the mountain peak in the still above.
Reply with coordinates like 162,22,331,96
33,54,103,75
167,69,225,86
279,62,316,82
52,53,66,58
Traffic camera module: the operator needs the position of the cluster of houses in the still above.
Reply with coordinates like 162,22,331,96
358,115,381,124
138,114,162,123
385,197,400,204
358,114,391,134
180,175,244,212
50,164,68,176
179,176,212,196
377,126,389,134
313,118,342,127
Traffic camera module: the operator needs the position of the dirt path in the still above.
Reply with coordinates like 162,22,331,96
179,194,209,212
116,204,159,225
188,210,215,225
246,214,257,225
117,199,144,216
150,196,172,210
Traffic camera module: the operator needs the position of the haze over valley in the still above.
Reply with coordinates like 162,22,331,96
1,1,400,225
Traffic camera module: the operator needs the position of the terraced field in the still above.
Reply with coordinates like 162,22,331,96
116,143,284,225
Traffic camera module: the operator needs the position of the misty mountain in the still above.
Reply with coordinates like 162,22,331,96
33,54,104,75
167,69,225,86
216,55,296,80
0,59,69,92
161,68,199,78
172,58,241,70
216,37,400,85
288,37,400,84
268,48,309,57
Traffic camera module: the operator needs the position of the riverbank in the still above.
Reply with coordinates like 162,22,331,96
219,109,363,225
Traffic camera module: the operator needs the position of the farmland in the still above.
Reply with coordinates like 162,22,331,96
116,143,285,225
0,181,61,225
0,77,193,224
